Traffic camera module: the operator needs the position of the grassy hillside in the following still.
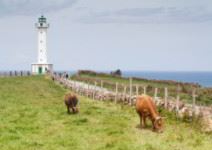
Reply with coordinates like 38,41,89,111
71,71,212,105
0,76,212,150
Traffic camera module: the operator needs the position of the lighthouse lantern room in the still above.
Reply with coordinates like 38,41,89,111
31,15,53,75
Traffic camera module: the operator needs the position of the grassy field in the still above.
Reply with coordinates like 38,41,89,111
0,76,212,150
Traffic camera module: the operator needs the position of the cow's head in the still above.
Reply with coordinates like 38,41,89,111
154,116,164,133
73,107,79,113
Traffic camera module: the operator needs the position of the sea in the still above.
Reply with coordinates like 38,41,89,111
122,71,212,88
63,71,212,88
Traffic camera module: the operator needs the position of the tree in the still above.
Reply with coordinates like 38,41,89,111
111,69,122,77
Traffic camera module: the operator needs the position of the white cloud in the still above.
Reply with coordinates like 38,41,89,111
0,0,77,16
76,6,212,24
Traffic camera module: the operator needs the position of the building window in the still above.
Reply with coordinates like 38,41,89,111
40,40,43,43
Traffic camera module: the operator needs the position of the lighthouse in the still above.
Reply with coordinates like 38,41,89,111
31,15,53,74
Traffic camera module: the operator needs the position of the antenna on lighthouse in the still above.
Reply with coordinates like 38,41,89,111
31,15,53,75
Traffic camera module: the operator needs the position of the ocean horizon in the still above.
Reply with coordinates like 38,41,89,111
122,71,212,88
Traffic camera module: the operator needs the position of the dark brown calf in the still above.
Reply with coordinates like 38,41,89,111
64,93,79,114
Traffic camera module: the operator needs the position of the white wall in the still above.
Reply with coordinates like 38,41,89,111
38,28,48,64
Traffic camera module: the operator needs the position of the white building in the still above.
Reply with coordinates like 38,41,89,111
31,16,53,74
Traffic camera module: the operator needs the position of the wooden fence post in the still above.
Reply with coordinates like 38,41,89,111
136,85,139,96
115,82,118,104
92,82,95,100
71,80,74,91
73,81,75,92
87,83,89,98
76,81,78,93
176,85,180,113
100,81,103,101
129,78,132,105
164,87,168,109
143,86,146,95
192,88,197,116
123,86,127,103
93,82,97,100
101,80,103,89
77,81,81,95
176,94,180,113
75,81,78,93
154,87,158,100
64,78,67,88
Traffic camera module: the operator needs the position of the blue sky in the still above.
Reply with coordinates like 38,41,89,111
0,0,212,71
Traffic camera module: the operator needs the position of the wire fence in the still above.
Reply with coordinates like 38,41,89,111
51,73,212,121
0,71,31,77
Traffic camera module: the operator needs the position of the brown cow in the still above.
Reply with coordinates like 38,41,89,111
64,93,79,114
135,94,163,132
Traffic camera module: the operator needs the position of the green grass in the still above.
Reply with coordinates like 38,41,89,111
0,76,212,150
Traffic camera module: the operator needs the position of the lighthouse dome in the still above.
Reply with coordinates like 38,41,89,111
39,15,46,23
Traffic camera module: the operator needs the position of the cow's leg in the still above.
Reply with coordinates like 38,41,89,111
67,106,71,114
143,116,147,128
73,107,79,113
151,119,156,131
139,113,144,128
71,107,75,113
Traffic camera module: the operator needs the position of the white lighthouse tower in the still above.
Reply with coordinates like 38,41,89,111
31,15,53,74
